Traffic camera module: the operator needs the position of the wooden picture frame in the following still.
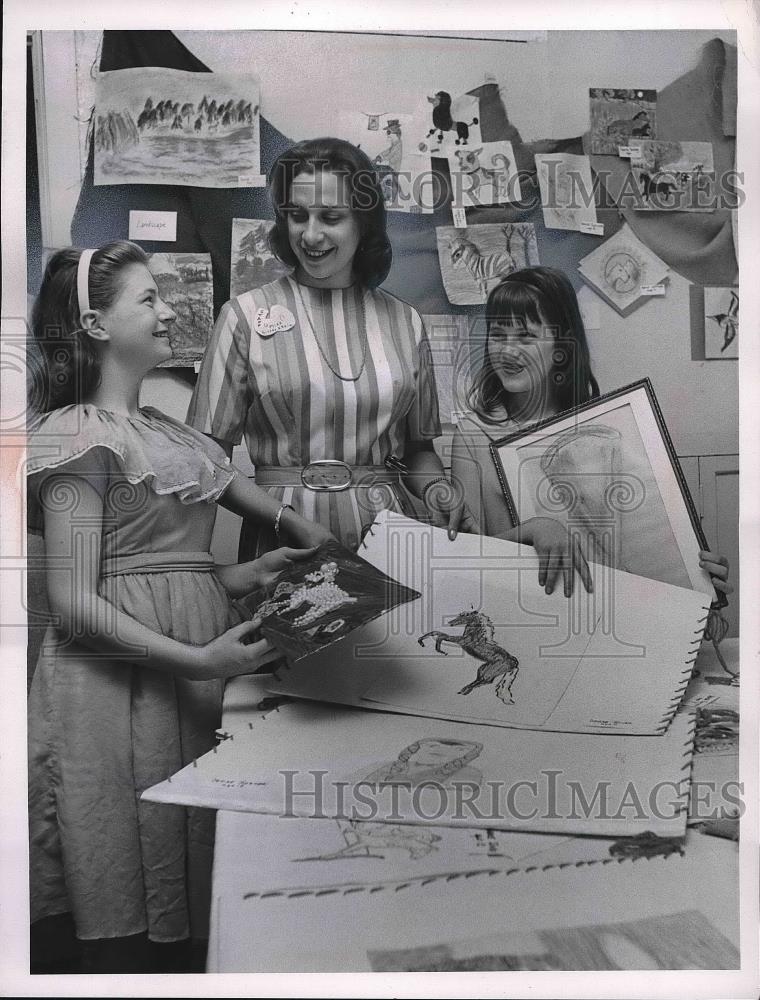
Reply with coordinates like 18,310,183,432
489,379,721,604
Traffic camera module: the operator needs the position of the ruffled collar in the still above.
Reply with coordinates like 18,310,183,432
26,404,234,504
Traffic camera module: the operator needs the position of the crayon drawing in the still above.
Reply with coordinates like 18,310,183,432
436,223,539,305
704,287,738,359
230,219,292,297
589,88,657,155
94,67,262,187
147,253,213,367
448,141,521,208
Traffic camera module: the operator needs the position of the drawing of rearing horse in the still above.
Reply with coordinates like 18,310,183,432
418,610,520,705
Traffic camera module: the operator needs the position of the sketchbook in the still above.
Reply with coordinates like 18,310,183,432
212,810,685,903
211,830,737,972
270,513,709,735
143,699,695,838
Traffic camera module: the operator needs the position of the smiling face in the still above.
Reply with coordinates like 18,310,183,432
487,310,559,408
96,263,176,369
286,168,362,289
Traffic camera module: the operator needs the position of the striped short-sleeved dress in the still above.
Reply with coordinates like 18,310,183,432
187,276,441,555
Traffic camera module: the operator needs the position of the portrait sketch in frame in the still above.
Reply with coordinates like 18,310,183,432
489,380,720,603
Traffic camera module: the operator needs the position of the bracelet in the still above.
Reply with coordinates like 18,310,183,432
421,476,450,506
274,502,295,544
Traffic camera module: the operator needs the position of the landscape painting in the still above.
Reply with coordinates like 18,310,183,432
230,218,292,297
589,88,657,155
147,253,214,367
94,67,262,187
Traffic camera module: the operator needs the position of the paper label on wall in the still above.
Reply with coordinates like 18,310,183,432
617,145,642,158
640,284,666,296
579,220,605,236
129,210,177,241
451,206,467,228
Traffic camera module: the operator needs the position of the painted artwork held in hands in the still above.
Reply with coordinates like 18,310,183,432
242,541,420,661
94,67,262,187
147,252,213,367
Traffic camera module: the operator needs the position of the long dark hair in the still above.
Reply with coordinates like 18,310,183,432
467,266,599,425
30,241,149,412
267,137,392,288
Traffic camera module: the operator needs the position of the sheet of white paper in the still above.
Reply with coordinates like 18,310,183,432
211,810,653,900
275,513,709,735
211,829,737,973
535,153,599,231
144,699,695,837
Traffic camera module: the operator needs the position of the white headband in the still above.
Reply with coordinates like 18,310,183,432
77,248,96,316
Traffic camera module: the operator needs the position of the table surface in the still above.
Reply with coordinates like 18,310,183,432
207,639,742,974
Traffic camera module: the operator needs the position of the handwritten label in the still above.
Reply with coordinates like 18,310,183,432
451,206,467,229
237,173,267,188
128,210,177,242
618,145,642,158
579,220,605,236
193,360,203,374
640,284,666,296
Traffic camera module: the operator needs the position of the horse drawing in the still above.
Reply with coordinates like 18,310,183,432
418,609,520,705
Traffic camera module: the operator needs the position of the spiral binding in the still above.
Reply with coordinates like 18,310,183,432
653,605,711,733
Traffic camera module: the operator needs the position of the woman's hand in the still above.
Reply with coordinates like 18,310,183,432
192,618,282,680
519,517,593,597
699,550,733,596
419,477,477,540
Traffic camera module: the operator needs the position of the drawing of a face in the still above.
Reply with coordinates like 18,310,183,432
487,312,557,400
287,168,361,289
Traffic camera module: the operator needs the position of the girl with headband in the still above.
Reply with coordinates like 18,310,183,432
26,242,329,972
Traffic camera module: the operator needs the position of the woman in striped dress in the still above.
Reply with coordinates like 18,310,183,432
188,137,456,557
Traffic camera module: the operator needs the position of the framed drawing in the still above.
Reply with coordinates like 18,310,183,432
489,380,720,602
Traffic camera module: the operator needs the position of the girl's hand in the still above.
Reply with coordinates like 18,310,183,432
253,545,320,592
699,550,733,596
193,618,281,680
282,514,334,549
521,517,593,597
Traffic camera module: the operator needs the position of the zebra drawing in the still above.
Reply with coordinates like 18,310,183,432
448,235,514,299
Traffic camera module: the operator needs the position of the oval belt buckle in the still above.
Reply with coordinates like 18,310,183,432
301,460,353,492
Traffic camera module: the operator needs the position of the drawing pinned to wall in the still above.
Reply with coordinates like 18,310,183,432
335,111,434,214
230,219,292,297
534,153,599,232
589,88,657,155
413,91,481,156
94,67,262,187
146,252,213,367
578,222,669,316
448,141,521,208
436,223,539,305
704,287,738,359
629,141,715,212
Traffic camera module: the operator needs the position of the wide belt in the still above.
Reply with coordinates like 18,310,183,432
255,461,399,492
100,551,215,577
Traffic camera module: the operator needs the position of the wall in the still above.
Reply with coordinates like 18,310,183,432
32,27,740,628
